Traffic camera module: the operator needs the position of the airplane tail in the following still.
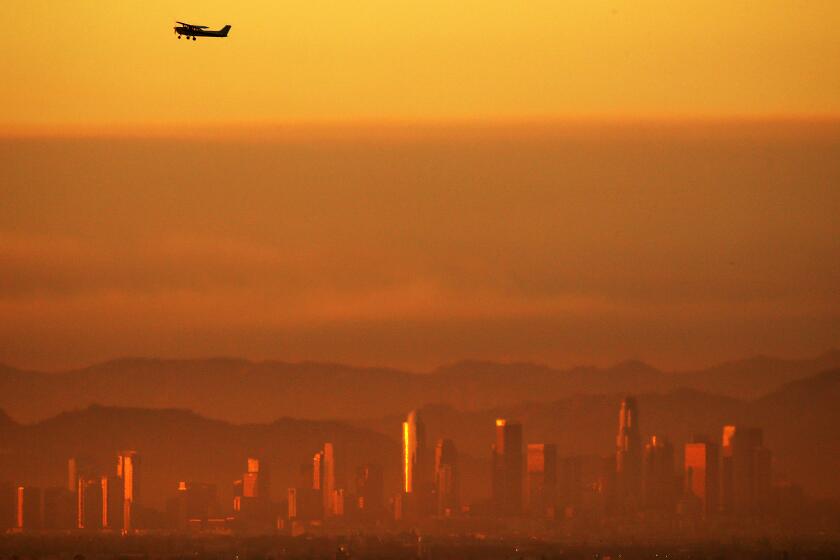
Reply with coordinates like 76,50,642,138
220,25,231,37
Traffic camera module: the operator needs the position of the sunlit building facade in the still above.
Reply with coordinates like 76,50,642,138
16,486,42,530
684,437,720,519
402,410,427,494
402,410,429,516
242,457,270,499
102,475,125,530
314,443,337,517
117,450,139,533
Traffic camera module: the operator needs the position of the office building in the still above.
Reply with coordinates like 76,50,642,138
434,439,458,517
117,450,139,533
77,477,103,530
526,443,557,518
355,464,384,517
684,437,720,519
492,418,523,515
314,443,337,517
616,396,642,511
642,435,676,513
16,486,42,530
721,426,771,515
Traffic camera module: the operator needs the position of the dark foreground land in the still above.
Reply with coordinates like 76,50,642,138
1,535,839,560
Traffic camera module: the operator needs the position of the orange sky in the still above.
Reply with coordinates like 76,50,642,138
2,1,840,126
1,122,839,370
1,4,839,370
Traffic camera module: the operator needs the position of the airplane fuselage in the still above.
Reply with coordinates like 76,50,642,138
174,25,231,39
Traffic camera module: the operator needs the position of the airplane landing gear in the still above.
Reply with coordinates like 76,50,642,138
192,37,196,41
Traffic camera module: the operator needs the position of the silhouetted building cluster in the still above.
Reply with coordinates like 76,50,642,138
0,397,807,536
0,451,140,534
374,398,792,534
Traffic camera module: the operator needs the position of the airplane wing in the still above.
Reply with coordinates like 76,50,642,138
176,22,208,29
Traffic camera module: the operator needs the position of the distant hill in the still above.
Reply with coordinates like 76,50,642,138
0,405,399,510
1,350,838,423
1,368,838,512
749,368,840,496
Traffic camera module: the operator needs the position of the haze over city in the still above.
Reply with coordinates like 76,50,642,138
1,1,839,558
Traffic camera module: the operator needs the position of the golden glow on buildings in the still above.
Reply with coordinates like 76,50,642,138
402,410,426,495
100,476,108,529
685,440,720,519
722,425,737,451
402,420,411,493
117,450,139,534
323,443,335,516
16,486,23,529
313,443,336,516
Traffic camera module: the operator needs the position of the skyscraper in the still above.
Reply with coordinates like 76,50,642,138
684,437,720,519
492,418,523,516
754,445,773,512
312,451,324,491
233,456,272,529
67,457,92,503
77,477,103,530
314,443,337,517
355,464,384,517
173,481,218,528
642,435,676,513
616,396,642,511
526,443,557,518
402,410,429,516
67,458,79,494
16,486,42,530
720,425,737,514
721,426,771,515
434,438,458,517
102,475,125,530
117,450,139,533
402,410,427,494
242,457,270,499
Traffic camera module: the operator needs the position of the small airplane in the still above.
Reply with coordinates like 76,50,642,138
174,22,231,41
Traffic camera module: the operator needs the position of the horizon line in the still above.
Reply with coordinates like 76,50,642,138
3,113,840,140
2,347,837,377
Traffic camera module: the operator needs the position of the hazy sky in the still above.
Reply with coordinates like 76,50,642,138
2,1,840,126
2,123,839,370
1,3,839,370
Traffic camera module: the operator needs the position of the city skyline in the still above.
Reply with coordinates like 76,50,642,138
2,1,838,551
0,395,813,536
